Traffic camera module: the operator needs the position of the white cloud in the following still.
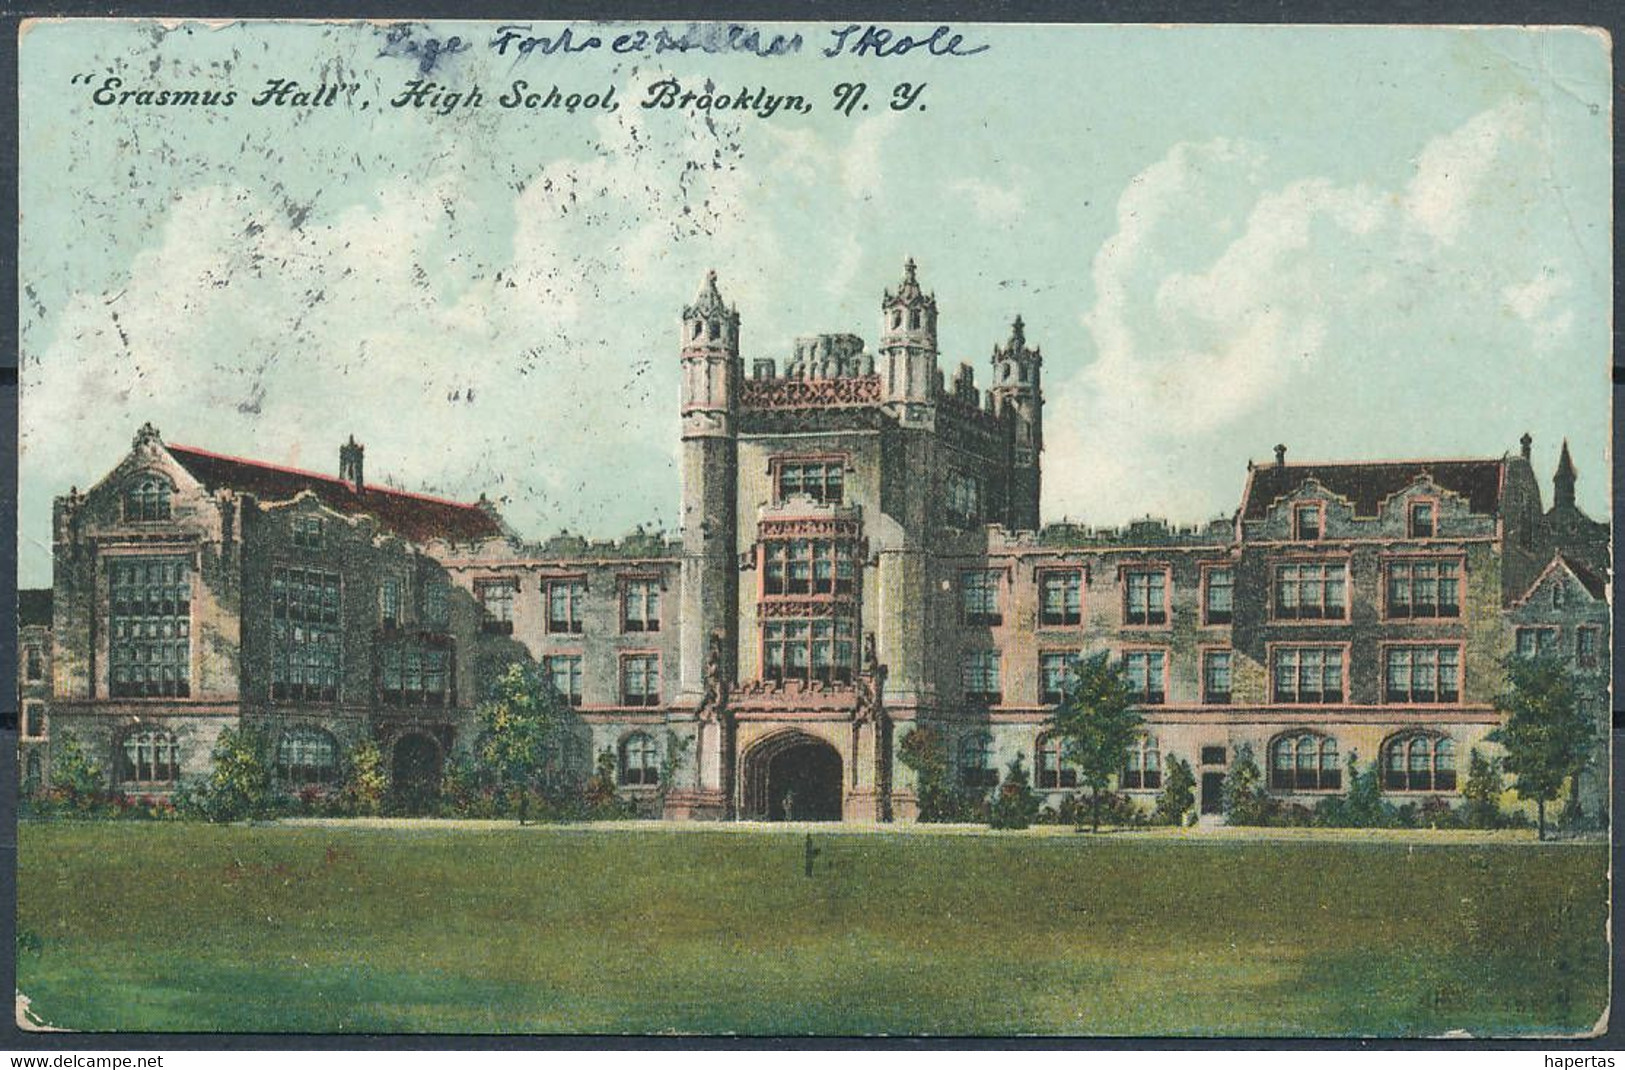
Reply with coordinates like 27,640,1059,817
948,174,1026,225
1049,99,1562,526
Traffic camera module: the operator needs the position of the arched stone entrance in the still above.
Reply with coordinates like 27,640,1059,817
740,731,844,821
391,732,443,814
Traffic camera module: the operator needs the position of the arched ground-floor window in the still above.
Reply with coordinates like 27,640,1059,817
1269,731,1340,792
1384,733,1456,792
619,731,659,786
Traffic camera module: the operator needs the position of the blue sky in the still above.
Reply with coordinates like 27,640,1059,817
17,21,1612,584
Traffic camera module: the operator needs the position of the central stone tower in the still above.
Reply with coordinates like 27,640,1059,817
676,271,741,814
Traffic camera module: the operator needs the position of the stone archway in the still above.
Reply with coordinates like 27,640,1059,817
390,732,443,814
740,731,844,822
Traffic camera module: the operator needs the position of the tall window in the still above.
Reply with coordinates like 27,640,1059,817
1122,650,1166,705
1124,570,1167,626
762,619,856,684
1203,650,1233,705
1121,735,1162,790
622,578,662,632
123,476,172,522
379,575,402,627
1384,733,1456,792
109,556,191,698
1203,568,1234,625
1040,651,1079,704
763,540,856,597
21,701,45,740
1039,569,1083,626
1272,647,1344,704
120,729,179,786
291,515,325,550
475,579,516,635
961,650,1002,705
1408,501,1435,539
422,579,449,629
381,646,449,706
1576,626,1601,668
620,732,660,786
776,459,844,504
620,654,660,706
543,654,584,706
961,570,1002,626
1269,732,1341,791
547,579,587,634
1384,646,1460,704
1293,503,1323,541
1385,560,1461,619
277,727,338,784
1515,627,1558,659
24,645,43,682
959,733,997,788
1274,562,1347,620
1036,735,1077,789
271,566,340,702
946,471,981,525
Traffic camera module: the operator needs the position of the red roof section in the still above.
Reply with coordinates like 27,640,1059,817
1241,459,1505,521
167,445,502,543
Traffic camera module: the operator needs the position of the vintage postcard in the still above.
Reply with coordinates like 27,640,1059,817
12,19,1613,1037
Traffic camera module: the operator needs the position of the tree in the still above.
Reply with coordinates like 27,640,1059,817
1220,743,1269,825
1045,651,1143,832
1155,755,1196,826
46,729,104,805
898,726,981,823
1489,655,1592,840
988,755,1041,830
1460,748,1504,829
340,739,388,816
475,662,582,824
184,724,276,823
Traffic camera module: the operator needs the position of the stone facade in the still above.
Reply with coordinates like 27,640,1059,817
26,263,1611,823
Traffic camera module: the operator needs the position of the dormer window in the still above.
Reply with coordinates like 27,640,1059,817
1293,503,1323,541
691,320,702,340
292,515,325,550
909,308,921,329
891,310,902,329
124,476,172,522
1408,501,1435,539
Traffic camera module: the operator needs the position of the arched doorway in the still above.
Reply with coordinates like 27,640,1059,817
741,732,844,821
391,733,442,814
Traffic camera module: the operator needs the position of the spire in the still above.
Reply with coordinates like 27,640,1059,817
883,257,931,308
1009,314,1025,349
686,269,730,319
1554,438,1576,509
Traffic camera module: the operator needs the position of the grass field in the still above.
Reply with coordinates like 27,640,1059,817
15,821,1610,1036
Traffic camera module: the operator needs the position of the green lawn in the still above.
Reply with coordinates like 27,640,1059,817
15,821,1610,1036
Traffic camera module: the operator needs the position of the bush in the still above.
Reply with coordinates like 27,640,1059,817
176,725,278,823
1220,744,1271,825
988,756,1041,830
900,727,988,823
1154,756,1196,826
339,739,388,817
1077,789,1149,829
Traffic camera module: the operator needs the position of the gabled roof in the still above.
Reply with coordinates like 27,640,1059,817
1240,459,1505,522
1513,553,1609,606
167,445,502,544
17,589,52,629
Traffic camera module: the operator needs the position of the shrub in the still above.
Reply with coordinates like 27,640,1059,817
988,755,1041,830
1220,744,1271,825
177,725,277,823
900,727,987,823
1154,755,1196,826
339,739,388,817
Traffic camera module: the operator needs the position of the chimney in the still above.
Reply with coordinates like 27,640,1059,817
339,435,364,493
1274,444,1287,470
1519,432,1532,461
